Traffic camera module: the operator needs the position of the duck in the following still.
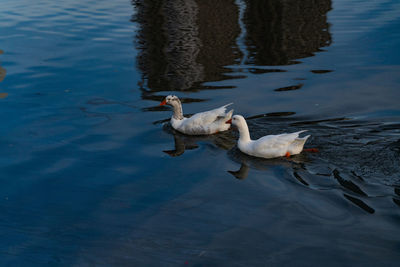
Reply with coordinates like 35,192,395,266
226,115,310,158
160,95,233,135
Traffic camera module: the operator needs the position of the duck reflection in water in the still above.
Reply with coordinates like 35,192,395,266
227,148,310,180
162,124,235,157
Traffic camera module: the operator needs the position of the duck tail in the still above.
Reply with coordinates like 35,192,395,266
292,134,310,150
296,130,308,136
223,103,234,109
225,108,234,119
298,134,310,141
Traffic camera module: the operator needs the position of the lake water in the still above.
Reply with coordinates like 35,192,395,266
1,0,400,266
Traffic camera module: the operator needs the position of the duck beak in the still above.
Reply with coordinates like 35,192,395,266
159,99,167,106
226,118,232,124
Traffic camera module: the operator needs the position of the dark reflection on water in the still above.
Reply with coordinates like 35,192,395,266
243,0,332,65
133,0,332,94
274,83,303,91
161,124,235,157
132,0,242,92
343,194,375,214
226,144,309,181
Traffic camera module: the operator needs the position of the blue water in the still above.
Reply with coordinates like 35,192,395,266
1,0,400,266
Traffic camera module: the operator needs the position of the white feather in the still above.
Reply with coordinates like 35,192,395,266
162,95,234,135
231,115,310,158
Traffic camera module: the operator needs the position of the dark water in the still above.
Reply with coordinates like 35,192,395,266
1,0,400,265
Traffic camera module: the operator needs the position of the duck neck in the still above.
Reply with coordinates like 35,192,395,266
238,120,251,143
171,99,184,120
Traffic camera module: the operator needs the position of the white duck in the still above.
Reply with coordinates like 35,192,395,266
160,95,233,135
226,115,310,158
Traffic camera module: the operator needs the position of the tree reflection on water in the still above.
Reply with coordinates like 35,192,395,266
132,0,332,93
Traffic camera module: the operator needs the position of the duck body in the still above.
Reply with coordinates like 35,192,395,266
160,95,233,135
238,130,309,158
228,115,309,159
170,105,233,135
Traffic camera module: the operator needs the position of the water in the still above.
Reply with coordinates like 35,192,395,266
1,0,400,265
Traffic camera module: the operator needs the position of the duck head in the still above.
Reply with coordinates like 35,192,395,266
160,95,184,120
160,95,180,106
226,114,246,127
226,115,250,141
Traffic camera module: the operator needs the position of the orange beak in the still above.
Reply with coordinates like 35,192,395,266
226,118,232,124
159,99,167,106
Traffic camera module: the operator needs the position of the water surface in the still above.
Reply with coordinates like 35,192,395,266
1,0,400,266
